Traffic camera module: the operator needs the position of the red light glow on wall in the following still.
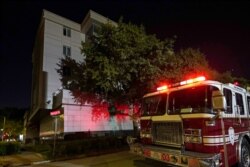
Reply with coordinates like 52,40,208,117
91,103,110,122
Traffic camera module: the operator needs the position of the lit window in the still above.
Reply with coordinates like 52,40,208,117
63,26,71,37
63,45,71,57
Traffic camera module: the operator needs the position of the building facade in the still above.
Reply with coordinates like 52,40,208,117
25,9,133,142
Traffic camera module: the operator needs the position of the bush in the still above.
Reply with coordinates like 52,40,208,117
65,142,81,156
23,136,129,159
0,142,7,155
80,139,91,153
34,143,51,153
0,142,20,155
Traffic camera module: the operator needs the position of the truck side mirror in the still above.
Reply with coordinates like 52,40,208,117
212,90,227,111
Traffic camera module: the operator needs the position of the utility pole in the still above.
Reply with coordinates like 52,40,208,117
52,116,58,159
50,108,62,159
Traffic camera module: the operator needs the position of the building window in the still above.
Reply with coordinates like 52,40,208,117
63,26,71,37
223,88,232,113
63,45,71,57
235,93,244,115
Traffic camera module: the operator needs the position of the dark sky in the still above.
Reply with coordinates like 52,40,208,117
0,0,250,108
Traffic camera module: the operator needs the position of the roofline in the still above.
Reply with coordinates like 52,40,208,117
42,9,81,31
81,10,117,28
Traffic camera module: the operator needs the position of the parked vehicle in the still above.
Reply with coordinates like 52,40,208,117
128,76,250,167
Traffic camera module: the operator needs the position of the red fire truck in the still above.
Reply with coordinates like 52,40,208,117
128,76,250,167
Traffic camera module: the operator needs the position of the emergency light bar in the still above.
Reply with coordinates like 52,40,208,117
157,85,168,91
157,76,206,91
180,76,206,85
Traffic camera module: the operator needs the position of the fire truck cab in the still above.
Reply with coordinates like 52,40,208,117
128,77,250,167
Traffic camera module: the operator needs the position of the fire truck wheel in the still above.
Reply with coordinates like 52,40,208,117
239,137,250,167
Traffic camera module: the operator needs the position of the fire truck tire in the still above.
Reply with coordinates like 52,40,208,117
239,137,250,167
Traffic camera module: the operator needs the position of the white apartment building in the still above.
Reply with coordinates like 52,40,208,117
25,9,133,142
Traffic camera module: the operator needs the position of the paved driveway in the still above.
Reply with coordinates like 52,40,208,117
28,151,174,167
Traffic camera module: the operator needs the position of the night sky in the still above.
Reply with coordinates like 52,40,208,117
0,0,250,108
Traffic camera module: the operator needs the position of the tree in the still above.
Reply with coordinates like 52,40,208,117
170,48,217,81
57,21,225,117
3,119,23,141
214,71,250,88
232,77,250,88
214,71,234,83
58,20,175,107
0,108,26,141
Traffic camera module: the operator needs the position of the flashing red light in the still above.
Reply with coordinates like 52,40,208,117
195,76,206,81
157,85,168,91
180,76,206,85
156,76,206,91
234,81,239,86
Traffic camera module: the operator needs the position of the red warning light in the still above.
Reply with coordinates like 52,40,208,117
195,76,206,81
180,76,206,85
157,85,168,91
234,81,239,86
156,76,206,91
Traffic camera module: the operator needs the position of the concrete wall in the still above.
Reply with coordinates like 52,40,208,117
43,18,83,109
63,103,133,133
31,9,134,138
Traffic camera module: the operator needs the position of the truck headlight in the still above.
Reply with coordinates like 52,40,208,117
140,129,153,144
184,129,202,144
140,132,152,138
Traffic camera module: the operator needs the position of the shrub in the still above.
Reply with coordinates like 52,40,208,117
65,141,81,156
0,142,7,155
24,136,129,159
80,139,91,153
34,143,51,153
0,142,20,155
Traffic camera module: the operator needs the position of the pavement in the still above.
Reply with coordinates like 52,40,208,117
0,148,131,167
0,152,47,167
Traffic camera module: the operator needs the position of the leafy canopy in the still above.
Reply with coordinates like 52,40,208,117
58,20,244,105
171,48,216,81
58,21,175,104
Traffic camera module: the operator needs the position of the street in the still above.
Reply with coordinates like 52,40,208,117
28,151,174,167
